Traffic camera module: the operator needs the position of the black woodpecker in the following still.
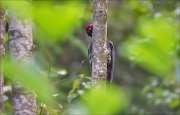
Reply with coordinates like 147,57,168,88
86,24,115,82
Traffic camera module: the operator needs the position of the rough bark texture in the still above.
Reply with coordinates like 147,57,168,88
0,9,5,111
8,11,36,115
92,0,108,86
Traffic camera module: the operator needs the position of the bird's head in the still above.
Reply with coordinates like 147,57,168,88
85,24,93,37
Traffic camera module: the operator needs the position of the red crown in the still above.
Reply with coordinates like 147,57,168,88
86,24,93,31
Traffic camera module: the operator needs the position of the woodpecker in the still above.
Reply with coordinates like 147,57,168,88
86,24,115,82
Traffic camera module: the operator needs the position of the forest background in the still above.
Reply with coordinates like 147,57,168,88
0,0,179,114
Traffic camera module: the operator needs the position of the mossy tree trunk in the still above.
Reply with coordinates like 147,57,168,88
8,8,36,115
0,8,5,112
92,0,109,86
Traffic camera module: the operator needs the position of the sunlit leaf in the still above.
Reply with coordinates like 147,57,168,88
57,69,67,76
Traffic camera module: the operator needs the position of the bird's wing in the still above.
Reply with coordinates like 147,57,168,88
107,40,115,81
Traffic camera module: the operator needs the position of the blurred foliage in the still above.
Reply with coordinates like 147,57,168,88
32,2,84,41
0,0,180,114
121,16,177,75
4,58,55,105
67,85,128,114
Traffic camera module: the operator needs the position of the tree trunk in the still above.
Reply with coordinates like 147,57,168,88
8,9,36,115
0,8,5,111
92,0,108,86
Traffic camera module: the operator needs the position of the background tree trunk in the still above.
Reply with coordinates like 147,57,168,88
92,0,108,86
8,11,36,115
0,8,5,111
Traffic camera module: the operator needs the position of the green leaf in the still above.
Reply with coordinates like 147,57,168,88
68,79,80,96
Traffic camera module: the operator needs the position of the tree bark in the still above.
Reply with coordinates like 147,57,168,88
0,8,5,111
8,8,36,115
92,0,108,86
